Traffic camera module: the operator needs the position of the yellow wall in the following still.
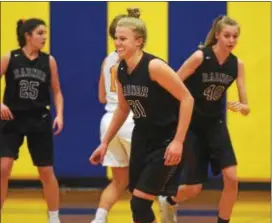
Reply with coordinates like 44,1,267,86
1,2,50,179
227,2,270,181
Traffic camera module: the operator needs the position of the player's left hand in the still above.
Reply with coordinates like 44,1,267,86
52,115,64,135
227,101,249,115
164,140,183,166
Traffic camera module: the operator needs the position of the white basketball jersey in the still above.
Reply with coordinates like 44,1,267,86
103,51,119,112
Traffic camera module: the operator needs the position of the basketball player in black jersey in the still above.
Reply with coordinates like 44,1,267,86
90,9,194,223
0,18,63,223
159,16,250,223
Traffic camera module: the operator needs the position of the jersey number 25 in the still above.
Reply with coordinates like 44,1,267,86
19,80,39,100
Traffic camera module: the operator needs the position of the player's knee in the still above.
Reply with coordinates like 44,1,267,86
112,168,129,189
130,196,155,223
0,158,13,179
186,184,202,198
223,167,238,191
224,175,238,191
111,178,128,191
38,167,56,184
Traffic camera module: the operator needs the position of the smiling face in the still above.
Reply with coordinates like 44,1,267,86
114,26,143,60
215,24,239,53
25,24,47,50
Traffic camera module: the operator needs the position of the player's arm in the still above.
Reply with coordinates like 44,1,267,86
149,59,194,145
50,55,64,120
98,58,107,104
101,73,130,146
90,65,131,165
0,53,13,119
236,59,250,115
177,50,203,81
0,53,10,77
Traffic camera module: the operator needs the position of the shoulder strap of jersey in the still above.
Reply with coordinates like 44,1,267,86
40,51,50,57
117,59,126,84
200,46,213,58
230,52,238,61
10,48,21,56
229,53,239,75
6,49,21,73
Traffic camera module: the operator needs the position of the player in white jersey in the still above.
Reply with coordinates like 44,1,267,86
100,50,134,167
90,10,136,223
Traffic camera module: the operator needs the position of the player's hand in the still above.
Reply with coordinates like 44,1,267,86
52,115,64,135
89,143,108,165
164,140,183,166
0,103,14,120
227,101,249,115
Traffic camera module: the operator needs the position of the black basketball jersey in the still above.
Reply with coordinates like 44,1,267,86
185,47,238,116
118,52,178,127
3,49,51,111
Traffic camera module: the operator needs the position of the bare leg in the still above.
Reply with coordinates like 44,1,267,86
218,166,238,221
92,167,128,222
0,157,14,209
175,184,202,202
158,184,202,223
38,166,60,222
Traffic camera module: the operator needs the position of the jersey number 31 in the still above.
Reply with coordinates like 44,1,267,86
127,100,147,119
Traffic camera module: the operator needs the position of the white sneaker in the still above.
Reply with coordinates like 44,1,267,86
158,196,178,223
91,220,105,223
48,218,60,223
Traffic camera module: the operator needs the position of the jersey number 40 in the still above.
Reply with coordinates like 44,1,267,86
203,84,225,101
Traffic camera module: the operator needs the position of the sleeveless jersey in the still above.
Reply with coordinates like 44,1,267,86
3,49,51,111
118,52,178,127
185,47,238,116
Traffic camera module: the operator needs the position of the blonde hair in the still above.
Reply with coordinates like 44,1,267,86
109,8,141,40
201,15,240,48
117,8,147,49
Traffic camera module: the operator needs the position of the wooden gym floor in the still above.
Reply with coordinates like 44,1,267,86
1,189,270,223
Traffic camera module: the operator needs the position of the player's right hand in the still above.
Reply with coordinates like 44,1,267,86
164,140,183,166
89,143,108,165
0,103,14,120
